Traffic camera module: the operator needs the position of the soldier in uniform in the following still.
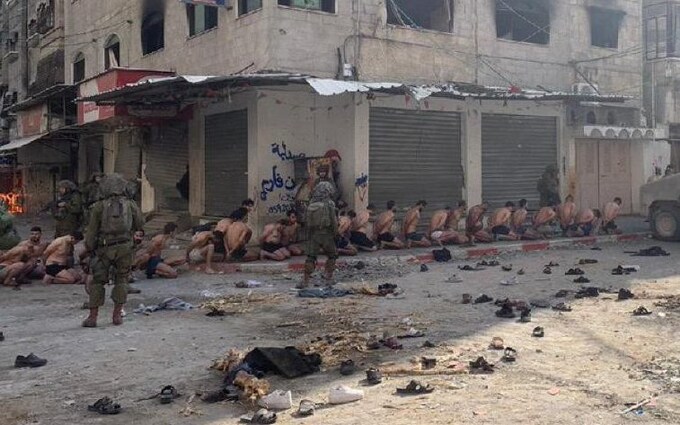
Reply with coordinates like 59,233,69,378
82,174,144,328
54,180,83,238
300,182,338,288
81,172,104,226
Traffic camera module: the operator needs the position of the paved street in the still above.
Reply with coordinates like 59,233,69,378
2,237,680,424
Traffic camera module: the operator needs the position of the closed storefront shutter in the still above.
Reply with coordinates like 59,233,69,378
482,114,558,208
114,132,140,181
146,123,189,211
369,108,463,222
204,109,248,217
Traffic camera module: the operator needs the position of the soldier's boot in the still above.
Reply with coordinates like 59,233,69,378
112,304,124,326
298,261,316,289
82,308,98,328
324,258,337,282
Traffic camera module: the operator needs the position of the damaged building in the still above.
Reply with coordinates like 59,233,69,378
0,0,667,233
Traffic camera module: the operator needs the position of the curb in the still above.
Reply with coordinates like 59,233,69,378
205,232,650,274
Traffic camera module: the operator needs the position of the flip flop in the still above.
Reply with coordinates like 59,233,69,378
517,268,525,275
469,356,494,374
502,264,513,272
611,266,629,276
495,305,516,319
487,260,500,267
366,368,383,385
575,287,599,298
241,408,277,424
565,268,585,276
545,261,560,267
543,267,552,275
88,397,121,415
396,380,435,395
422,340,436,348
160,385,179,404
578,259,598,264
474,294,493,304
501,347,517,362
632,306,652,316
297,399,316,417
532,326,545,338
420,264,429,272
554,290,570,298
552,302,572,312
489,336,504,350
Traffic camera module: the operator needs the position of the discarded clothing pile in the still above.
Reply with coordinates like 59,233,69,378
243,347,322,379
297,288,352,298
630,246,670,257
133,297,193,314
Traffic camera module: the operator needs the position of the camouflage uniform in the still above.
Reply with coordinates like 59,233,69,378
0,204,20,250
81,173,104,227
54,180,83,238
303,182,338,286
83,174,143,327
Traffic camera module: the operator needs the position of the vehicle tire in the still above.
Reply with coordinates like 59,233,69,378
651,207,680,241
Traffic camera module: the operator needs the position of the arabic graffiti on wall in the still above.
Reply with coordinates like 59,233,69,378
260,142,302,208
260,165,297,201
271,142,305,161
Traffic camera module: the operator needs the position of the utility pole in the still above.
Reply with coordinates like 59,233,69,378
19,0,29,100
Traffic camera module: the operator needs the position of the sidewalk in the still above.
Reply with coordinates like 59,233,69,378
208,231,651,274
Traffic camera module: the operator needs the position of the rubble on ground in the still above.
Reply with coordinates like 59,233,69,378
200,293,289,316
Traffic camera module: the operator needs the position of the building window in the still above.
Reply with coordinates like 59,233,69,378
646,16,668,59
104,35,120,70
73,52,85,83
386,0,453,33
187,4,218,36
141,12,164,55
239,0,262,16
589,7,623,49
495,0,550,45
278,0,335,13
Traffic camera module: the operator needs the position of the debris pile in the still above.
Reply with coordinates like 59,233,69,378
200,293,288,316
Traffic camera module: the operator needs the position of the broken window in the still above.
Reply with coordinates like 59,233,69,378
278,0,335,13
589,7,624,49
386,0,453,32
187,4,218,36
239,0,262,16
495,0,550,45
73,52,85,83
104,35,120,70
141,12,164,55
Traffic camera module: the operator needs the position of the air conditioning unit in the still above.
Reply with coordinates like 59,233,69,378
571,83,599,95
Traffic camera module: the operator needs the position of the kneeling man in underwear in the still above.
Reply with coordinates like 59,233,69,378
42,231,84,284
466,203,492,243
349,205,378,252
259,220,291,261
281,210,304,256
225,208,260,262
601,197,623,235
429,207,468,245
373,201,405,249
489,202,519,241
523,204,558,240
143,223,184,279
336,211,358,256
568,209,601,237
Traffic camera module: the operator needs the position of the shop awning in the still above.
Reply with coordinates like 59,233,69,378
0,133,48,152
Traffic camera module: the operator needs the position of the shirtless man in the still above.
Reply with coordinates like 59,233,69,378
212,216,234,261
259,220,291,261
225,207,260,262
349,205,377,251
0,243,33,287
281,210,304,256
143,223,184,279
489,202,519,241
601,197,623,235
186,229,220,274
15,226,49,282
568,209,601,237
430,207,468,245
403,201,431,248
373,201,405,249
446,201,467,231
523,204,558,240
511,199,529,237
557,195,578,236
336,211,358,256
42,231,85,284
466,203,492,243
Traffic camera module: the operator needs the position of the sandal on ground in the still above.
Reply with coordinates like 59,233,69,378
532,326,545,338
420,264,429,272
552,302,572,312
88,397,121,415
545,261,560,267
502,264,513,272
241,408,277,424
469,356,494,374
474,294,493,304
396,380,435,395
565,268,585,276
543,267,552,275
495,305,516,319
579,259,598,264
573,276,591,283
618,288,635,301
554,290,570,298
366,368,383,385
421,357,437,369
517,268,525,275
489,336,504,350
501,347,517,362
632,306,652,316
382,337,403,350
519,308,532,322
297,399,316,417
160,385,179,404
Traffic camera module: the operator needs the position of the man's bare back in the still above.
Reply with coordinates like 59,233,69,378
558,201,577,227
533,207,557,228
512,208,528,229
446,206,466,230
490,208,512,228
44,236,73,266
373,210,394,238
338,216,352,235
430,210,448,234
353,211,371,234
214,218,233,234
402,207,421,235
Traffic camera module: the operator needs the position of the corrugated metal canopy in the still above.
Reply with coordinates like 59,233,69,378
0,133,48,151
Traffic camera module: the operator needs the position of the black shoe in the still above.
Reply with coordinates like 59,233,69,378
573,276,591,284
340,359,356,376
14,353,47,368
474,294,493,304
469,356,494,374
532,326,545,338
575,287,599,298
519,308,532,322
618,288,635,301
543,267,552,275
495,305,516,319
366,368,383,385
565,268,585,276
420,264,429,272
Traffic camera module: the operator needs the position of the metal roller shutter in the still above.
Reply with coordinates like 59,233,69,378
482,114,557,208
204,109,248,217
146,123,189,211
369,108,463,222
114,132,141,181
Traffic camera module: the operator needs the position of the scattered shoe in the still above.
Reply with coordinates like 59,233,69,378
578,259,598,264
88,397,121,415
160,385,180,404
591,247,602,251
382,337,403,350
489,336,504,350
500,276,519,286
420,264,429,272
339,360,356,376
501,347,517,362
532,326,545,338
14,353,47,368
421,357,437,370
502,264,513,272
611,266,629,276
546,261,560,267
573,276,591,284
366,336,381,350
366,368,383,385
398,327,426,339
565,268,585,276
618,288,635,301
462,293,473,304
354,261,366,270
297,399,315,417
495,304,516,319
0,332,4,341
519,308,532,323
202,386,240,403
543,267,552,275
631,246,670,257
241,408,277,424
632,306,653,316
552,302,572,312
258,390,293,410
328,385,364,404
554,290,570,298
474,294,493,304
517,268,525,275
396,380,435,395
469,356,494,374
447,275,463,283
378,283,399,296
530,299,550,308
458,265,482,271
422,340,436,348
575,287,599,298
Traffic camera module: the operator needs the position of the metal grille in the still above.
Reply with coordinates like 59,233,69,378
146,124,189,211
369,107,463,225
482,114,557,208
204,109,248,216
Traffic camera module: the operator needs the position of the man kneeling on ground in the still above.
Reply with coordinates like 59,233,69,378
336,211,358,256
466,203,492,243
403,200,432,248
142,223,184,279
568,209,601,237
373,201,405,249
430,206,469,245
349,206,377,252
281,210,304,256
601,197,623,235
259,220,291,261
522,204,558,240
489,202,520,241
42,231,85,284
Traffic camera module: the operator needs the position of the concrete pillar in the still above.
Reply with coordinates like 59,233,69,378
102,133,116,174
353,93,369,211
463,100,482,206
188,107,205,217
